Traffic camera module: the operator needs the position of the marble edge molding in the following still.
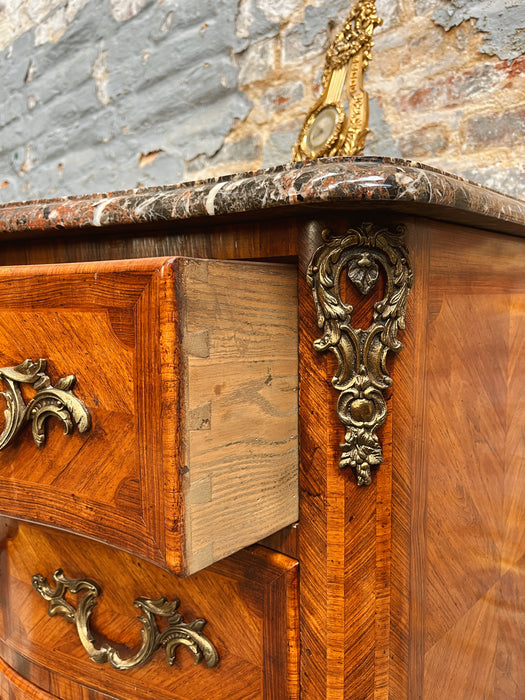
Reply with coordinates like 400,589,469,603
0,157,524,237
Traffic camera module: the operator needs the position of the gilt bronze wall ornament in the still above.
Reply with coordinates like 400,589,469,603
293,0,382,160
32,569,219,670
307,223,412,485
0,359,91,450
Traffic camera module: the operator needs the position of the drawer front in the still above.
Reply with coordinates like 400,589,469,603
0,520,299,700
0,257,298,575
0,656,60,700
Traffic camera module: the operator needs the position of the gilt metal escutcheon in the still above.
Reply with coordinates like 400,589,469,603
307,222,413,485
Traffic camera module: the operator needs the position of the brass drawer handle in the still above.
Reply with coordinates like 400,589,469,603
32,569,219,671
0,359,91,449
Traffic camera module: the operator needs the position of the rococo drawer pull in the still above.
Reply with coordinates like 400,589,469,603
307,222,413,486
32,569,219,670
0,359,91,449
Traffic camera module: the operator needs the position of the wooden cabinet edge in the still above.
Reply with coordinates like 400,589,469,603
0,655,60,700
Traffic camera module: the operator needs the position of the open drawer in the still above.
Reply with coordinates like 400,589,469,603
0,257,298,575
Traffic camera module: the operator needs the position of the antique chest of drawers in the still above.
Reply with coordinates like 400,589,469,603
0,157,523,699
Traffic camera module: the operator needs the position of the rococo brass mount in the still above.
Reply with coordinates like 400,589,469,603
0,359,91,450
293,0,382,160
32,569,219,670
307,223,412,485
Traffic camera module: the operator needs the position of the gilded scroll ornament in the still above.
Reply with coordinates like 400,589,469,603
293,0,382,160
0,359,91,450
307,223,412,485
32,569,219,670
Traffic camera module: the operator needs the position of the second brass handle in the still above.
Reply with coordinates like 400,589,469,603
32,569,219,671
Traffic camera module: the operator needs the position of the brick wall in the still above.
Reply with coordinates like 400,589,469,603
1,0,524,202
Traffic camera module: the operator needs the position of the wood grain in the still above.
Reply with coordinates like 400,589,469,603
0,259,166,567
0,218,300,267
0,520,299,700
398,221,525,699
297,214,525,699
179,258,298,573
297,216,400,699
0,257,298,576
0,654,121,699
0,656,60,699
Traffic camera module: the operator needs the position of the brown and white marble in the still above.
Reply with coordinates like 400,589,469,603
0,157,524,238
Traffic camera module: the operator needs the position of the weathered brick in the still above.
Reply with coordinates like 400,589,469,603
281,1,342,66
494,54,525,85
432,0,525,61
186,136,261,172
260,81,304,113
365,97,401,159
374,0,402,32
394,63,503,113
262,127,299,167
463,108,525,149
397,124,449,159
110,0,149,23
255,0,303,25
236,37,277,85
0,0,523,203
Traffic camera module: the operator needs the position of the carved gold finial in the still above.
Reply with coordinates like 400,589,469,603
293,0,382,161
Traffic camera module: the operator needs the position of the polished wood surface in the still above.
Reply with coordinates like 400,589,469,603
0,257,298,576
297,217,398,699
394,221,525,698
0,218,300,267
296,216,524,698
0,656,120,699
0,196,523,698
0,521,299,700
0,657,59,700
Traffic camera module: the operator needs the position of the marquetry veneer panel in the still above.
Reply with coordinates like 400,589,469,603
0,257,298,575
0,521,299,700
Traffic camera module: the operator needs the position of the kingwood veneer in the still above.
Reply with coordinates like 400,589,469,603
0,157,523,699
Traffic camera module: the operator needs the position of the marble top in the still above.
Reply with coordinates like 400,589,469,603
0,157,524,238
